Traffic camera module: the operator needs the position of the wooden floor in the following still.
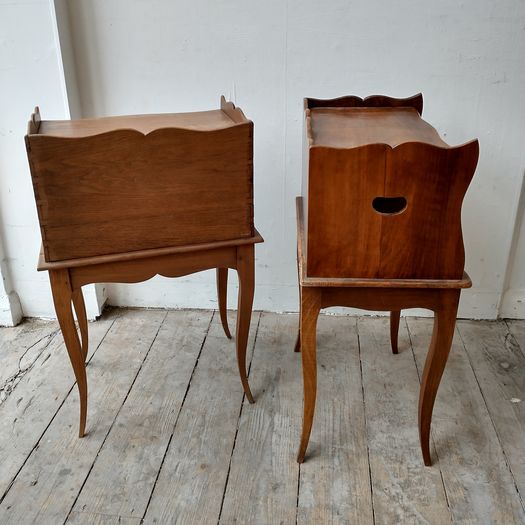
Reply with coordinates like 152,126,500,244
0,309,524,524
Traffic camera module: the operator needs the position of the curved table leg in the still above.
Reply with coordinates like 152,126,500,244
418,290,460,466
72,287,89,361
216,268,232,339
297,287,321,463
49,269,88,437
236,245,255,403
390,310,401,354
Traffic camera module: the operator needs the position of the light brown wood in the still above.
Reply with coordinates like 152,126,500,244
49,269,88,437
25,98,262,437
26,100,254,262
72,288,88,361
309,107,446,148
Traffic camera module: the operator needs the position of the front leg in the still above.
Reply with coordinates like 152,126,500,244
49,269,88,437
235,245,255,403
297,287,321,463
418,290,460,465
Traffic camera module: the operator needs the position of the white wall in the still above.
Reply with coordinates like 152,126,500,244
0,0,102,320
2,0,525,320
61,0,525,319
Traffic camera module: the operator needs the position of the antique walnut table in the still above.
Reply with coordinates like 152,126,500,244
25,97,262,437
295,94,478,465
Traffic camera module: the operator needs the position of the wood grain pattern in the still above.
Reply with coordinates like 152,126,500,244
1,312,525,522
0,315,114,499
69,310,212,521
27,126,253,262
408,317,525,524
26,99,261,438
0,310,166,524
297,315,373,524
216,268,232,339
142,312,259,524
220,313,301,525
304,141,478,279
305,93,423,115
358,317,450,523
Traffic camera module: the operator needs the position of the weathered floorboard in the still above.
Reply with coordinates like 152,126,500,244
0,309,166,524
506,319,525,358
0,318,59,404
68,310,213,521
358,316,450,524
142,311,260,525
457,320,525,508
0,313,115,499
296,315,373,525
68,511,142,525
220,313,301,525
407,317,525,524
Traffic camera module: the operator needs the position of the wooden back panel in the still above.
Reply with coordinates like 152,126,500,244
26,121,253,262
306,141,479,279
305,93,423,115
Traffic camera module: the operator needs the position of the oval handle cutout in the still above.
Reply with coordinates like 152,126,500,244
372,196,407,215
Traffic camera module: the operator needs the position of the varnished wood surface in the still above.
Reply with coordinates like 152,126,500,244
305,93,424,115
296,197,471,289
26,98,254,262
309,107,446,148
301,95,479,281
0,310,524,523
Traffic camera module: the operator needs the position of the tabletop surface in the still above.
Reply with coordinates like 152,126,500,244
309,107,448,149
38,109,239,137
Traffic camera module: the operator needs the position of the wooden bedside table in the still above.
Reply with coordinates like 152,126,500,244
25,97,263,437
296,94,478,465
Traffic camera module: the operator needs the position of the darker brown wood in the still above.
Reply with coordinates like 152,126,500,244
390,311,400,354
217,268,232,339
296,92,478,466
26,99,262,437
305,93,423,115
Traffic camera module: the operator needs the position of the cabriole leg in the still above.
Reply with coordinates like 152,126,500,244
297,287,321,463
49,269,88,437
418,290,460,465
216,268,232,339
235,245,255,403
72,287,89,361
390,310,401,354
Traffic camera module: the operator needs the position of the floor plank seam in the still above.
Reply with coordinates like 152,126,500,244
216,312,262,525
404,318,453,520
356,317,376,525
140,310,215,523
0,328,60,407
504,320,525,359
62,310,169,525
0,316,118,508
456,322,525,513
